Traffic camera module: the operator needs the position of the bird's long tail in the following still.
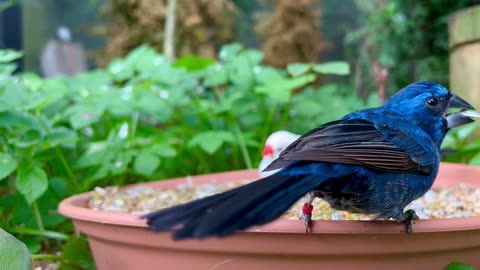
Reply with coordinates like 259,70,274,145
142,173,324,240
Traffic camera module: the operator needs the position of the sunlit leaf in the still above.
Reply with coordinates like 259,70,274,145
16,163,48,205
0,153,17,181
188,131,235,154
313,61,350,75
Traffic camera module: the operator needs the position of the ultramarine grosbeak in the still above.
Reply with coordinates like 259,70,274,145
143,81,477,239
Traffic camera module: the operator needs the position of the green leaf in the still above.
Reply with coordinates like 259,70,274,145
109,150,134,176
16,163,48,204
255,74,316,102
242,49,264,65
204,64,228,87
68,106,103,130
444,262,477,270
188,131,235,154
457,123,478,141
134,149,160,176
8,228,68,241
43,127,78,149
0,63,17,76
287,63,311,77
0,111,43,131
219,43,243,61
0,153,17,181
293,100,323,116
151,143,177,158
135,92,173,123
0,49,23,63
174,55,215,71
0,229,32,270
11,129,42,148
22,237,41,254
469,152,480,166
312,61,350,75
61,236,95,270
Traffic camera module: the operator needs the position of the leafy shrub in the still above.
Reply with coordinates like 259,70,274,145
0,44,362,267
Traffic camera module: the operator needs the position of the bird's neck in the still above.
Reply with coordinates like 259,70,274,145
415,117,447,148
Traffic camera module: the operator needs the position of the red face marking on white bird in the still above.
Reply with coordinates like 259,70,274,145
262,144,274,157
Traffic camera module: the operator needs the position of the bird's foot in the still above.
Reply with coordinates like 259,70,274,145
300,191,321,234
301,202,314,234
402,209,419,234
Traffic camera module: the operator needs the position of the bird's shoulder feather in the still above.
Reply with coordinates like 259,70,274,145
264,111,438,174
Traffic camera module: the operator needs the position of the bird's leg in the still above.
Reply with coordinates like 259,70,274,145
401,209,419,234
301,191,320,234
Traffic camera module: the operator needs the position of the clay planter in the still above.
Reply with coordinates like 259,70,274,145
59,163,480,270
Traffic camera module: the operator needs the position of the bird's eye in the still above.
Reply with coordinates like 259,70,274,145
426,97,438,107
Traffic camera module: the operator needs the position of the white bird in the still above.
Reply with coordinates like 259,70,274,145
258,130,301,177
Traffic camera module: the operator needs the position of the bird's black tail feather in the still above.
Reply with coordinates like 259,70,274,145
142,173,325,240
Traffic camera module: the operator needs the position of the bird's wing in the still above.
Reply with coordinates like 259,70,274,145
264,119,433,174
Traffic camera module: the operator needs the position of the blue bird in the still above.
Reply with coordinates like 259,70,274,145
143,81,476,239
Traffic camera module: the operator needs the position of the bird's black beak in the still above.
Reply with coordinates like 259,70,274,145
446,94,477,129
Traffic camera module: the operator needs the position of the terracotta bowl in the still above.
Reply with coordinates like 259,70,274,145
59,163,480,270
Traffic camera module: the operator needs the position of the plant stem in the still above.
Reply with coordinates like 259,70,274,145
279,103,291,128
55,147,81,191
261,101,277,144
7,227,69,240
233,124,252,169
35,110,81,191
130,112,139,138
31,201,44,231
163,0,177,60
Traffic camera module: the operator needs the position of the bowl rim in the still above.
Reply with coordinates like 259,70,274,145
58,162,480,234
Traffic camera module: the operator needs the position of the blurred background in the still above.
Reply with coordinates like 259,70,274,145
2,0,478,93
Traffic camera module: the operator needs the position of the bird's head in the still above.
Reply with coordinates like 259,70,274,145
383,81,477,144
261,131,300,159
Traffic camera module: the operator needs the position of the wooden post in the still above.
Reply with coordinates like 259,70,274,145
163,0,177,61
449,5,480,107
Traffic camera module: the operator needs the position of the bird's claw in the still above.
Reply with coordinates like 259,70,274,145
402,209,419,234
301,202,314,234
303,214,311,234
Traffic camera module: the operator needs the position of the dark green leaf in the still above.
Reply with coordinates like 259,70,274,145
444,262,476,270
61,236,95,270
21,237,41,254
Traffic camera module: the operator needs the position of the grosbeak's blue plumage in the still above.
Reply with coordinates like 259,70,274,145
144,81,476,239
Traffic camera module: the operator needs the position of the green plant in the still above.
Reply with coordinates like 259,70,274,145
442,122,480,165
0,44,360,268
346,0,480,97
